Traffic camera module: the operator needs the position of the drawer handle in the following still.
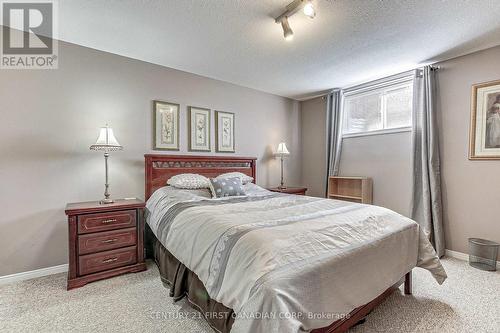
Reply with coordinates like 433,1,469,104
101,219,117,224
101,238,118,244
102,257,118,264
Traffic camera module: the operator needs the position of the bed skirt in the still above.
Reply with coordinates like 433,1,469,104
147,225,234,333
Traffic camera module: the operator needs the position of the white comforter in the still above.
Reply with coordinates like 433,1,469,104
146,184,447,333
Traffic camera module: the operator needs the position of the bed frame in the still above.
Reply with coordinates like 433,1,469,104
144,154,412,333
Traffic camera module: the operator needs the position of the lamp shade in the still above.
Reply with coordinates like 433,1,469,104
90,126,123,151
276,142,290,155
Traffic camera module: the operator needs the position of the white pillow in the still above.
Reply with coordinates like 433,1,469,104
216,172,254,184
167,173,210,189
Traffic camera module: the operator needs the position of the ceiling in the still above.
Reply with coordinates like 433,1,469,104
57,0,500,100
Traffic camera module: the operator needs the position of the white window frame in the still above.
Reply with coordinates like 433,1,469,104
341,74,414,138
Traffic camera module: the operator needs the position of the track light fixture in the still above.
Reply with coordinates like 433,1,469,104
280,17,294,41
275,0,316,40
303,0,316,18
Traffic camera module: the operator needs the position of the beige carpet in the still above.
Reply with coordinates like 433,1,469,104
0,258,498,333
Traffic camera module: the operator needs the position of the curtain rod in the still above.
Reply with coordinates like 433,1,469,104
320,64,441,99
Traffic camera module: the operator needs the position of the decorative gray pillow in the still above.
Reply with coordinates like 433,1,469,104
210,177,246,198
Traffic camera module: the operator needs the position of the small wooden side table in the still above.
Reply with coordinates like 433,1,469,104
65,198,147,290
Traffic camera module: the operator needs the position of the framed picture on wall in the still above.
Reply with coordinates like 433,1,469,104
188,106,211,152
215,111,235,153
153,100,180,151
470,79,500,159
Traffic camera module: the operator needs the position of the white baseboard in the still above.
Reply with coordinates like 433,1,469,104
444,249,469,261
0,264,68,285
445,249,499,267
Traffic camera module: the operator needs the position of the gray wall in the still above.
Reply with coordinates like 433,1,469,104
437,45,500,253
300,45,500,254
0,41,301,276
339,132,412,215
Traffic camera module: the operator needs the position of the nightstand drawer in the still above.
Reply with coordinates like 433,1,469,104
78,210,136,234
78,228,137,255
79,246,137,276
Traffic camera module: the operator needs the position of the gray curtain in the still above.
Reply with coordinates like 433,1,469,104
411,66,445,257
325,89,343,197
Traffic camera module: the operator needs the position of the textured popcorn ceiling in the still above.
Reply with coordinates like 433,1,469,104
58,0,500,100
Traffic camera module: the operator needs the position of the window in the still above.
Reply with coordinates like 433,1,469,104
342,79,413,137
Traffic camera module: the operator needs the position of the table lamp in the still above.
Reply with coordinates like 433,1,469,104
275,142,290,189
90,125,123,204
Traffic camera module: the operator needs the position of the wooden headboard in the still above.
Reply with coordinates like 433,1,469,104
145,154,257,200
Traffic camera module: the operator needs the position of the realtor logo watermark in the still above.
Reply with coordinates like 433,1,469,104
1,0,58,69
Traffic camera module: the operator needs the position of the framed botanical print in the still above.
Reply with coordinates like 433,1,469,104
188,106,211,152
470,80,500,159
215,111,235,153
153,100,180,150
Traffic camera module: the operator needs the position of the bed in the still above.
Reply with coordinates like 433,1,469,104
144,154,447,333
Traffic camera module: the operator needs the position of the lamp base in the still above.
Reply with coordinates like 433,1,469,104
100,198,114,204
278,185,287,190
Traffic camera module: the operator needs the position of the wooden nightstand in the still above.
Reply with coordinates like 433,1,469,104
267,187,308,195
65,198,147,290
